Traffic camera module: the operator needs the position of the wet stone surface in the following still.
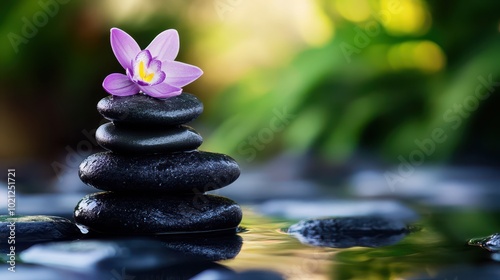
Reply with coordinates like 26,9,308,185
0,215,81,243
97,93,203,126
468,233,500,251
96,123,203,154
287,217,409,248
74,192,242,235
79,151,240,193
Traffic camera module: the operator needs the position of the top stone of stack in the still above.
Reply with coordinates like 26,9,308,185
97,93,203,127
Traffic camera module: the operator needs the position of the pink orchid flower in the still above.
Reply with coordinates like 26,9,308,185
102,28,203,98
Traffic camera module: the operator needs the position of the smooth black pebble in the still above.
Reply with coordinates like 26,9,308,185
95,123,203,154
97,93,203,126
79,151,240,193
74,192,242,234
0,215,81,243
287,217,409,248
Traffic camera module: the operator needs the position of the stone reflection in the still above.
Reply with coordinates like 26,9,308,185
287,217,410,248
156,232,243,261
19,237,241,280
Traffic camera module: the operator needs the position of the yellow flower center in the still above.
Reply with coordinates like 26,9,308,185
138,61,155,83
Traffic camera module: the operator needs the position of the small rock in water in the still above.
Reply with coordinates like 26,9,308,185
0,215,81,243
20,239,197,273
97,93,203,126
287,217,409,248
468,233,500,251
79,151,240,193
96,123,203,154
74,192,242,234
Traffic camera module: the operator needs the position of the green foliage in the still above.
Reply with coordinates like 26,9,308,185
207,1,500,163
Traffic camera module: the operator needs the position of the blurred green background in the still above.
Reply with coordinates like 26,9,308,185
1,0,500,176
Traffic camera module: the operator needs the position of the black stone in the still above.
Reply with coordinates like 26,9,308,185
74,192,242,234
97,93,203,126
95,123,203,154
20,239,194,272
0,215,81,243
468,233,500,251
79,151,240,193
287,217,409,248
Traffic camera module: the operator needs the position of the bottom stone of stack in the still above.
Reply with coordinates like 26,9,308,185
74,192,242,235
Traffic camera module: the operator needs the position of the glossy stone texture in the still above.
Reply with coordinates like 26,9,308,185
79,151,240,193
97,93,203,126
287,217,409,248
0,215,81,243
74,192,242,234
468,233,500,251
95,123,202,154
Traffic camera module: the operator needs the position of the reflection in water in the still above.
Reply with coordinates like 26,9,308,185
286,217,410,248
3,207,500,279
221,209,500,279
156,232,243,261
290,231,408,248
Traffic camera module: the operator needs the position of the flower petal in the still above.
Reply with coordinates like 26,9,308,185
162,61,203,87
133,50,153,83
146,29,179,62
147,60,166,86
103,73,139,96
110,28,140,70
139,83,182,98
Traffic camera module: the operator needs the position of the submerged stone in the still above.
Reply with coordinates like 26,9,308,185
79,151,240,193
95,123,202,154
74,192,242,234
468,233,500,251
97,93,203,126
0,215,81,243
287,217,409,248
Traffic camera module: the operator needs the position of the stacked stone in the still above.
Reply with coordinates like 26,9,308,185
74,93,242,235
